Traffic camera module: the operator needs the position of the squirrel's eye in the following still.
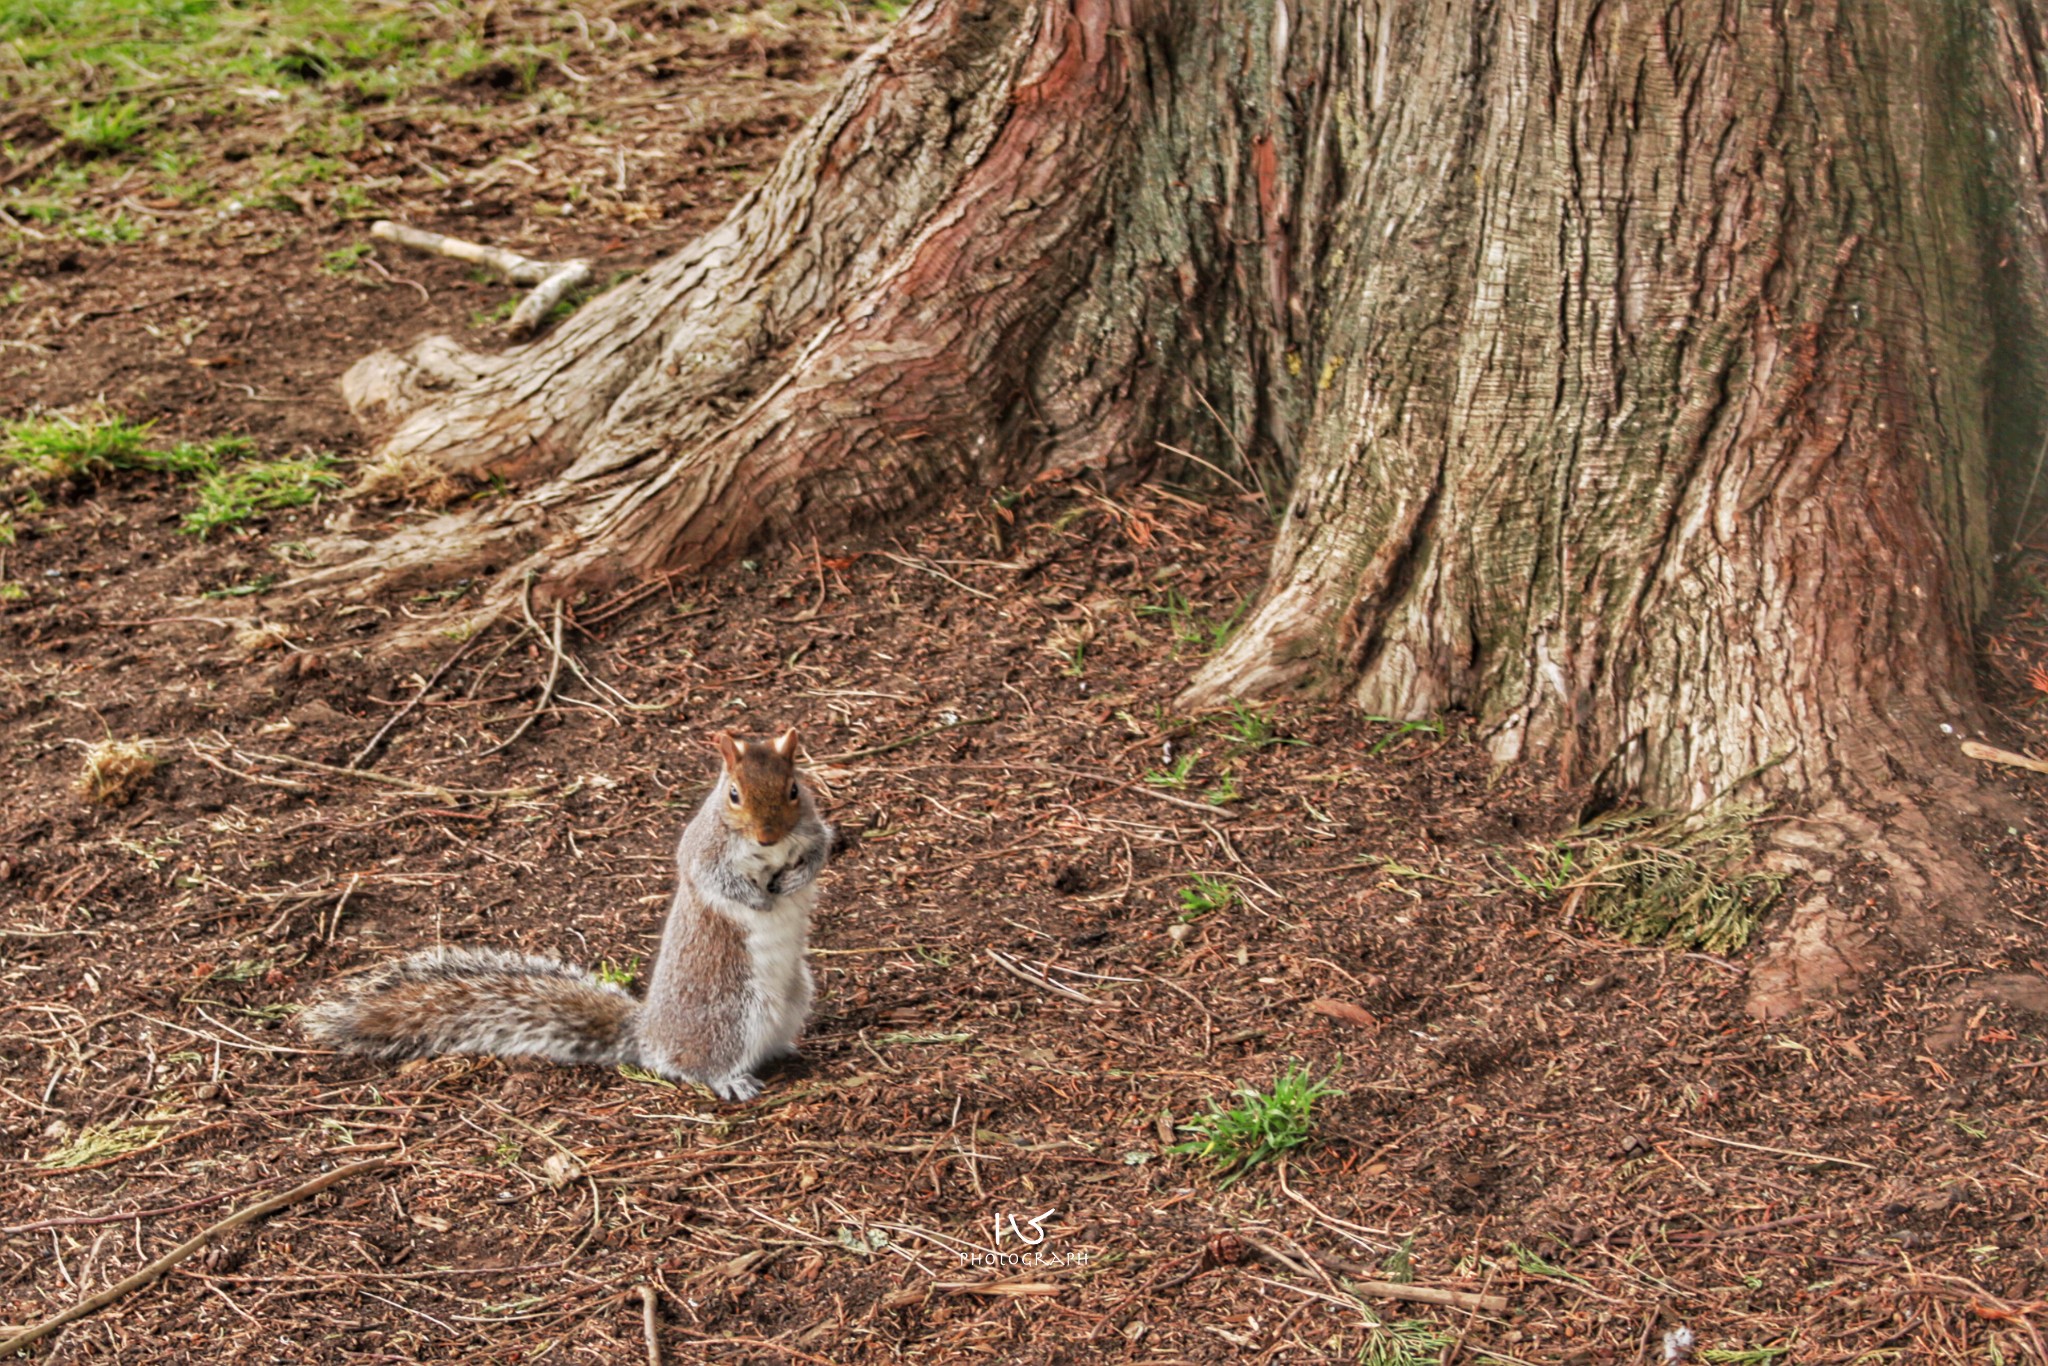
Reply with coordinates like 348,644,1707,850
788,782,799,800
727,786,741,805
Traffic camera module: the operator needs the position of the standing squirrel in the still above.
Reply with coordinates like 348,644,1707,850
301,729,834,1101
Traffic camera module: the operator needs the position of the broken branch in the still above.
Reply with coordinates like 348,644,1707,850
1961,739,2048,777
369,219,589,338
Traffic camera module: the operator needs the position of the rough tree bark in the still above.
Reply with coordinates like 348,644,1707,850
328,0,2048,1016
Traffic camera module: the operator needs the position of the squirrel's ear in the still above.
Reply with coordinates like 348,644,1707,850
712,732,741,771
771,727,800,760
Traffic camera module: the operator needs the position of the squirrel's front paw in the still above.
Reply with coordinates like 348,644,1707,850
767,864,814,896
709,1073,762,1102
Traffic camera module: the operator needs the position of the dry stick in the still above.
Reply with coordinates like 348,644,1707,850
506,259,592,337
1043,760,1242,819
984,948,1102,1005
1154,440,1258,498
0,1176,291,1235
877,550,1000,601
348,626,488,770
1237,1234,1509,1314
369,220,590,338
0,1159,388,1357
1673,1126,1880,1172
370,218,560,284
815,714,997,764
183,746,313,793
1961,739,2048,777
262,876,359,941
480,587,567,759
322,873,363,943
637,1284,662,1366
0,140,61,188
201,743,541,799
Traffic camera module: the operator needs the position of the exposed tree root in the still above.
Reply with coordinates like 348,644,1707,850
1744,895,1881,1022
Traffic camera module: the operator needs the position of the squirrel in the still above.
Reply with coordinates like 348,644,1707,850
300,728,834,1101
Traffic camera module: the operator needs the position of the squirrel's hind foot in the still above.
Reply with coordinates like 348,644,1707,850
708,1073,762,1102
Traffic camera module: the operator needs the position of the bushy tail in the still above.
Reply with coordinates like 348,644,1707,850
301,947,639,1068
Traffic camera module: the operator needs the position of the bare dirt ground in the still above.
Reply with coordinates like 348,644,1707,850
4,4,2048,1362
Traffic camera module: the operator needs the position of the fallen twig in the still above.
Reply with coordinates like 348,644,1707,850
1,1176,291,1235
507,259,592,336
370,220,589,338
193,736,544,800
638,1284,662,1366
878,549,1000,601
1961,739,2048,777
0,1159,388,1357
985,948,1103,1005
1237,1233,1510,1314
349,626,488,769
479,588,566,759
935,1280,1065,1296
816,713,997,763
1674,1125,1880,1172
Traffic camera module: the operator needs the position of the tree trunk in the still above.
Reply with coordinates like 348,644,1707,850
327,0,2048,1014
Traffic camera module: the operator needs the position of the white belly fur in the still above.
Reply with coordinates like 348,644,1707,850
739,880,816,1067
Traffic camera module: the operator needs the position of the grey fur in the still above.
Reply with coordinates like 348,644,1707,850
301,766,832,1103
300,947,636,1064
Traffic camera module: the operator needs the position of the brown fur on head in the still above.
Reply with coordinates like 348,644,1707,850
712,729,804,845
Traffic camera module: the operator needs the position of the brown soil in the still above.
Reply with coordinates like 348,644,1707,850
4,6,2048,1362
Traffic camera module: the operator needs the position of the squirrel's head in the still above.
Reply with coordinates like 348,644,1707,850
711,728,804,845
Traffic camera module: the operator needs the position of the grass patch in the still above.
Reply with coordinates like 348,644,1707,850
1170,1062,1341,1189
1176,873,1238,921
0,0,592,232
1219,701,1302,753
2,411,157,481
1514,807,1779,955
1366,714,1444,756
185,452,344,537
1136,586,1244,654
1357,1319,1453,1366
71,208,143,242
3,411,341,535
2,411,246,484
320,240,372,274
471,294,524,328
1143,751,1198,789
202,573,280,598
595,956,639,990
0,0,422,101
59,96,150,155
39,1120,168,1168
